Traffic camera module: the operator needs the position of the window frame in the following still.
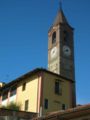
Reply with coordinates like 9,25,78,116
22,82,26,91
52,31,56,44
10,87,16,97
62,104,66,110
63,30,69,43
2,92,8,101
44,99,48,109
24,100,29,111
55,80,62,95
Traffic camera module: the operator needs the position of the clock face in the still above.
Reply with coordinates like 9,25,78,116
51,47,57,58
63,45,71,56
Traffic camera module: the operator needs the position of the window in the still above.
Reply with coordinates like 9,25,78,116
10,90,16,97
63,30,69,43
44,99,48,109
62,104,66,110
55,81,61,95
22,82,26,91
2,92,8,101
24,100,29,111
10,87,16,97
52,32,56,44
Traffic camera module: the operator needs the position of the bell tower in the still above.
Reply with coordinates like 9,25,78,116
48,7,75,81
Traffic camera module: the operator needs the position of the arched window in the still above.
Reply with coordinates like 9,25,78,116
52,32,56,44
63,30,69,43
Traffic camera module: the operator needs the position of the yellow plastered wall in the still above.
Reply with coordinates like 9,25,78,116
16,75,40,112
42,72,73,114
0,82,5,88
0,83,3,88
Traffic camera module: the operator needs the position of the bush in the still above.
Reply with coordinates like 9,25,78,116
1,102,21,111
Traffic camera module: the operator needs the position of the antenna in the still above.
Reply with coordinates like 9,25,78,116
59,0,62,10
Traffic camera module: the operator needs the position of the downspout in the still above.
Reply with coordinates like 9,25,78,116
37,71,44,117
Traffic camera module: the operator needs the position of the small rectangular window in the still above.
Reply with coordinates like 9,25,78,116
10,87,16,97
62,104,66,110
55,81,60,94
25,100,29,111
44,99,48,109
22,83,26,91
52,32,56,44
2,92,8,100
10,89,16,97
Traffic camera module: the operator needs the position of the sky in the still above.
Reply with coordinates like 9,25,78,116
0,0,90,105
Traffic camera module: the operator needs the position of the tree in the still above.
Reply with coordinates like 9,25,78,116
1,102,21,111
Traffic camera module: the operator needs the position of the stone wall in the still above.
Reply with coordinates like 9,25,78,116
0,108,37,120
33,105,90,120
0,116,27,120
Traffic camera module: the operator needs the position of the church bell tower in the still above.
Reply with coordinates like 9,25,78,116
48,7,75,81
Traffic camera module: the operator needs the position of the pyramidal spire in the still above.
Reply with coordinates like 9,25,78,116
53,1,69,26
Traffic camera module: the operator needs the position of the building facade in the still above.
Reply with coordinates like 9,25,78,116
0,68,75,115
48,7,76,108
48,8,75,81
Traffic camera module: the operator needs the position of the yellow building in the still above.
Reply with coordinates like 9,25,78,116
0,68,75,115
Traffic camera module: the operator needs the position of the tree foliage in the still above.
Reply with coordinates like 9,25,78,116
1,102,21,111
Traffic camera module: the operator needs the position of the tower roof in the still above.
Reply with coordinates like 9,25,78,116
53,9,68,26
